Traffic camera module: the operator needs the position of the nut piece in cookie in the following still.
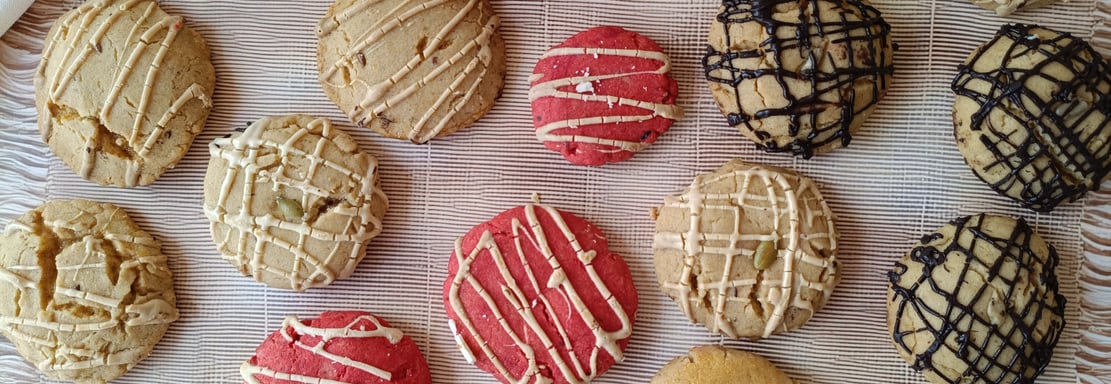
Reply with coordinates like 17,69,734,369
887,213,1066,384
241,311,431,384
530,25,683,166
34,0,215,187
443,203,637,384
203,115,388,291
952,24,1111,212
652,346,794,384
0,199,178,383
316,0,507,143
703,0,894,158
653,159,839,338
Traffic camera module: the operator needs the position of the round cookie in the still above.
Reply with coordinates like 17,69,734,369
241,311,431,384
703,0,894,158
35,0,215,187
952,24,1111,213
0,199,178,383
653,159,839,339
443,203,637,384
969,0,1058,16
529,26,684,166
651,346,793,384
887,213,1066,384
316,0,506,143
203,115,388,291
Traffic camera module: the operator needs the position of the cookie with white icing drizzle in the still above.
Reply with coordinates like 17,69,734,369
242,311,430,384
653,159,839,339
968,0,1059,16
203,115,388,291
34,0,215,187
0,199,178,383
530,26,683,166
316,0,506,143
443,203,637,384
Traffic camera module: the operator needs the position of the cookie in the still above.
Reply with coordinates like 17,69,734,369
651,346,793,384
654,159,839,339
203,115,388,291
316,0,506,143
34,0,215,187
969,0,1058,16
241,311,431,384
529,26,683,166
888,213,1066,384
952,24,1111,213
443,203,637,384
0,199,178,383
703,0,894,158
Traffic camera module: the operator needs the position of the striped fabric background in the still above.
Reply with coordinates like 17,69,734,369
0,0,1108,383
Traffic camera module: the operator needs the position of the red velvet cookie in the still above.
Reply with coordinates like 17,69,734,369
530,26,683,166
241,311,431,384
443,204,638,383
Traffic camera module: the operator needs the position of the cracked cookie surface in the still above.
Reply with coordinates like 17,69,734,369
653,159,839,339
887,213,1066,384
203,115,388,291
316,0,506,143
34,0,215,187
703,0,893,158
442,203,637,384
952,24,1111,212
0,199,178,383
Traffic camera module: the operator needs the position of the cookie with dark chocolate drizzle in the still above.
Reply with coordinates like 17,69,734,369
703,0,894,158
887,214,1066,384
952,24,1111,213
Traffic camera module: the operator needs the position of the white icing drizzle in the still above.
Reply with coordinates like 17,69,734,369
0,205,177,371
240,314,403,383
203,116,386,291
529,47,684,153
39,0,211,187
317,0,501,142
447,204,633,384
654,163,838,338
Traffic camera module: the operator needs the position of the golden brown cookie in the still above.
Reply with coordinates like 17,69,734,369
654,160,839,339
0,199,178,383
203,115,388,291
952,24,1111,212
316,0,506,143
35,0,215,187
651,346,794,384
703,0,894,158
888,213,1066,384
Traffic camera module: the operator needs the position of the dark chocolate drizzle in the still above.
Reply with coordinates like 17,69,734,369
703,0,894,158
952,24,1111,212
888,214,1066,384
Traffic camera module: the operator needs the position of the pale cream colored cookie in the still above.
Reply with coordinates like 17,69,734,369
203,115,388,291
0,199,178,383
970,0,1060,16
651,346,794,384
952,24,1111,212
316,0,506,143
653,160,839,339
704,0,893,158
34,0,215,187
887,214,1066,384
